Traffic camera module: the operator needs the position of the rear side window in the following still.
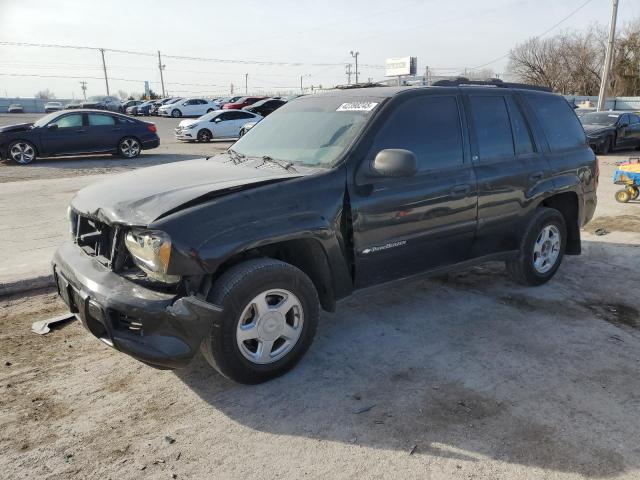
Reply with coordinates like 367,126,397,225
372,95,464,171
527,94,586,151
468,96,514,160
88,114,116,126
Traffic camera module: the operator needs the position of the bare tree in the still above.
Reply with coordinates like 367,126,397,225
507,20,639,96
34,89,56,100
117,90,129,101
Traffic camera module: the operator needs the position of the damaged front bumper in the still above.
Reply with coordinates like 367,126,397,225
52,241,221,369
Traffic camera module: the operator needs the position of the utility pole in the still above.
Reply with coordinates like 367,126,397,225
99,48,109,95
157,51,166,98
300,74,310,94
350,51,359,84
424,66,430,86
230,83,234,95
345,64,352,85
79,81,87,100
597,0,619,112
245,73,248,95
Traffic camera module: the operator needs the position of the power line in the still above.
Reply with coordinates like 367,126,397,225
0,41,385,68
0,72,228,88
469,0,594,70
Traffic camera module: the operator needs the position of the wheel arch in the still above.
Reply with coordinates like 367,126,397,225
538,191,580,255
207,237,341,312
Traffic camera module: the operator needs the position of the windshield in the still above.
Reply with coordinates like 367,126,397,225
580,112,619,125
231,95,382,168
33,112,63,127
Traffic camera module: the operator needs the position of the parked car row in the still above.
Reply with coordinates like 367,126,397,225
172,96,289,142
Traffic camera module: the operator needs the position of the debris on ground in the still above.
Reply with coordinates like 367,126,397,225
164,435,176,445
31,313,75,335
409,445,417,455
595,228,610,236
353,404,375,414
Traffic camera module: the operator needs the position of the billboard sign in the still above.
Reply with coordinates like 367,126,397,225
385,57,417,77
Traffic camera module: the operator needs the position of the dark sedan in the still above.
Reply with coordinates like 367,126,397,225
0,110,159,165
243,98,286,117
580,111,640,154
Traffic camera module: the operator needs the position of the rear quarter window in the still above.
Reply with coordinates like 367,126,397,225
526,93,586,151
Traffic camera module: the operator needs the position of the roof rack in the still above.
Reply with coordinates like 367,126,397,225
431,77,552,93
334,82,384,89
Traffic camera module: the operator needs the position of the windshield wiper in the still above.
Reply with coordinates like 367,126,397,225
258,156,299,173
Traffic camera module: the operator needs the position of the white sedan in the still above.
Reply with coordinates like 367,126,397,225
158,97,220,118
175,110,261,142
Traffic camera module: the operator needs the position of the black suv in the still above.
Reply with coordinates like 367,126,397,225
53,82,598,384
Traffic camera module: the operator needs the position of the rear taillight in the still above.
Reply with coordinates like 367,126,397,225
147,124,157,133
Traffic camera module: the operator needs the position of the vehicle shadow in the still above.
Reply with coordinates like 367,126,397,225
174,239,640,477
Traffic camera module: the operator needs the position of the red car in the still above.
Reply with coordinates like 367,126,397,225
222,96,267,110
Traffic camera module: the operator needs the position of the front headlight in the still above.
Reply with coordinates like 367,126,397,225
124,229,180,284
187,123,198,129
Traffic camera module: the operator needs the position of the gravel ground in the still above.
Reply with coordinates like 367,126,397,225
1,113,640,479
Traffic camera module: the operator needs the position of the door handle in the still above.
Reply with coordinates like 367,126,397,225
450,184,471,196
529,171,544,181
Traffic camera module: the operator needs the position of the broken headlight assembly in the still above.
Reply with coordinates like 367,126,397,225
124,229,180,284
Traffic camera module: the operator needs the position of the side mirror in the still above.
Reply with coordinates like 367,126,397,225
371,149,417,177
47,124,59,130
213,117,222,123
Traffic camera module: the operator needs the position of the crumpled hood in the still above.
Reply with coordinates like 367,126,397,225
582,124,611,135
0,123,33,133
71,157,301,225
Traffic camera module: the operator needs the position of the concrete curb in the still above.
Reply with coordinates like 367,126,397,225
0,274,55,298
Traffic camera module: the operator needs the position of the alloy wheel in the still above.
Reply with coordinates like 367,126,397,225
120,138,141,158
236,289,304,364
10,142,35,164
533,225,561,274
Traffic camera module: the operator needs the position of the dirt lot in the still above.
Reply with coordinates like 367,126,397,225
1,112,640,479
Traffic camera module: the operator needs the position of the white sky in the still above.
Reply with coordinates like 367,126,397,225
1,0,639,99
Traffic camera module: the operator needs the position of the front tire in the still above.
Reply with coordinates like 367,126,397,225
201,258,319,384
615,189,631,203
197,129,213,142
598,137,613,155
171,109,182,118
8,140,37,165
506,208,566,286
118,137,141,158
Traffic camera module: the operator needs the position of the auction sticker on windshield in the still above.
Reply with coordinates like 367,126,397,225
336,102,379,112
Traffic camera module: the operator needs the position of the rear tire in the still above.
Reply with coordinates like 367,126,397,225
118,137,141,158
629,186,639,200
506,208,566,286
7,140,37,165
201,258,319,384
